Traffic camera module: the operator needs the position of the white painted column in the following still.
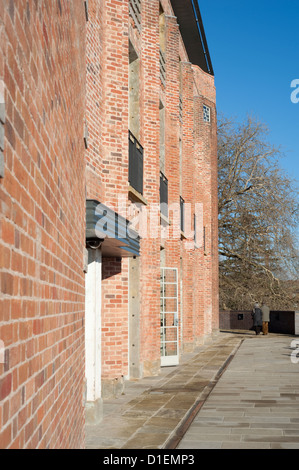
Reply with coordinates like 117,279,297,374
85,248,102,423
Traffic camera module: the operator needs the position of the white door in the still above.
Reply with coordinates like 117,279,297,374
160,267,179,366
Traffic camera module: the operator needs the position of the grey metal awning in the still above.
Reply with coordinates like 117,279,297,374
170,0,214,75
86,199,140,257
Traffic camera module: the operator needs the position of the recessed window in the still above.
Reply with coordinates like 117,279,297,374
180,197,184,232
160,172,168,218
129,131,143,195
203,105,210,123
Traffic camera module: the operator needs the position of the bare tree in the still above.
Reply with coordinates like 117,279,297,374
218,115,299,310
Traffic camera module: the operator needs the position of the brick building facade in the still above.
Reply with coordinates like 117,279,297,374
0,0,218,448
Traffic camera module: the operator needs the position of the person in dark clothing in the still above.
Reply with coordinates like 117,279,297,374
252,302,263,335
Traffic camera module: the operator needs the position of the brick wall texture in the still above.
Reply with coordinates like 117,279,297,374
0,0,86,448
0,0,219,448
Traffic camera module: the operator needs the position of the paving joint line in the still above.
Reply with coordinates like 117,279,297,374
163,337,245,449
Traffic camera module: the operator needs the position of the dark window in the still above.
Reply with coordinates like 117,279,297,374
160,172,168,218
129,131,143,195
203,104,210,122
180,197,184,232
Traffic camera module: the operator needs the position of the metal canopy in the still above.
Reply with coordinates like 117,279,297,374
86,199,140,257
170,0,214,76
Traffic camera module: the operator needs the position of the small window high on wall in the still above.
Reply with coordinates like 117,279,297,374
203,104,210,123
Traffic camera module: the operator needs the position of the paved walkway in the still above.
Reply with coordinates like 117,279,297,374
178,334,299,449
85,331,299,449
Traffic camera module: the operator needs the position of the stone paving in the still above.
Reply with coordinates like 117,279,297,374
178,334,299,449
85,331,299,450
85,331,243,449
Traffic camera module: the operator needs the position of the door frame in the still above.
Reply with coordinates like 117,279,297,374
160,267,179,367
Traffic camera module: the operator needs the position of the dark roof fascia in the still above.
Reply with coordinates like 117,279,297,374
170,0,214,76
86,199,140,257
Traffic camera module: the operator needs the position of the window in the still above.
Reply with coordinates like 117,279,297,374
160,172,168,218
179,60,183,123
159,49,166,86
180,197,184,232
179,94,183,123
159,4,166,86
129,41,140,139
203,105,210,123
159,100,165,172
129,131,143,195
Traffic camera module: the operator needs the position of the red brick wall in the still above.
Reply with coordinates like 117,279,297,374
101,257,129,396
138,0,161,375
181,59,196,349
0,1,86,448
0,0,219,448
161,8,218,349
192,66,218,338
85,0,133,392
219,310,253,330
85,0,219,384
85,0,104,204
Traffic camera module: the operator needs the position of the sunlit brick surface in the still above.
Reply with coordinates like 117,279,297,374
0,1,86,449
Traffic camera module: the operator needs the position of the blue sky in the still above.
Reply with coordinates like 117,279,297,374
199,0,299,188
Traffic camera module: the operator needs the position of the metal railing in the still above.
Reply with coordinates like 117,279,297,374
129,0,141,31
